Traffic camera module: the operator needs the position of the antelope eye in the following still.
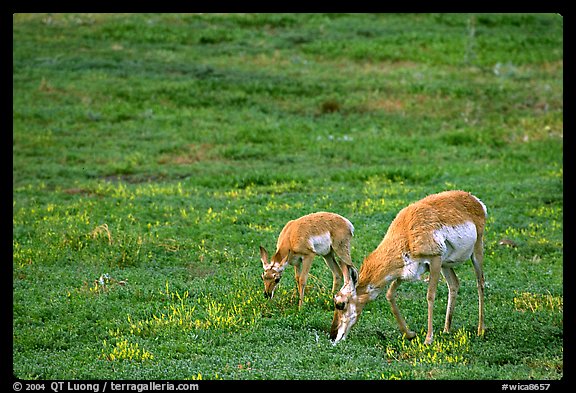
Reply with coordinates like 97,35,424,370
274,277,281,283
335,301,345,310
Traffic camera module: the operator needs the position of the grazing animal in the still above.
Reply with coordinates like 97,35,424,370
260,212,357,308
330,190,487,345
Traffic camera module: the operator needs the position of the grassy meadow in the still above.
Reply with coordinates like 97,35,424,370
12,13,563,380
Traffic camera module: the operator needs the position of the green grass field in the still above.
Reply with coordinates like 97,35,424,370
13,13,563,380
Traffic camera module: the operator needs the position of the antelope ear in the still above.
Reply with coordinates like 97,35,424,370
349,266,359,287
275,250,291,272
341,265,358,289
260,246,271,269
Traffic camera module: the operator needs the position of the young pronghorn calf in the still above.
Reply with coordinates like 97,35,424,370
260,212,357,308
330,190,487,345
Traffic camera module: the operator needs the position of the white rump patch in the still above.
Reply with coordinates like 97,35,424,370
309,232,332,255
433,221,477,264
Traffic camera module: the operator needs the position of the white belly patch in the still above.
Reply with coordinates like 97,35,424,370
401,222,478,280
401,253,429,281
309,232,332,255
434,221,477,264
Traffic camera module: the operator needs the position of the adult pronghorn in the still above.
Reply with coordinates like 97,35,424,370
330,190,487,345
260,212,357,308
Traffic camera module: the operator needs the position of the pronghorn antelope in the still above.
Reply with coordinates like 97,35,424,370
330,190,487,345
260,212,357,308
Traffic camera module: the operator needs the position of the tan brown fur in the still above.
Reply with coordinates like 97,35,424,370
331,190,487,344
260,212,356,308
358,190,485,291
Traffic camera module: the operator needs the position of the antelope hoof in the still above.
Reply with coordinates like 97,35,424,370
424,335,433,345
404,331,417,340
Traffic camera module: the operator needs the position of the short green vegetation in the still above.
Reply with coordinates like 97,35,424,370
13,13,562,380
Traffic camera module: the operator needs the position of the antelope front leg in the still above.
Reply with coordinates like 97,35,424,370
293,263,302,299
386,278,416,340
425,256,442,345
297,255,314,308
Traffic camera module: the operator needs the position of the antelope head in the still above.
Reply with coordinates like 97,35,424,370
330,266,361,344
259,246,288,299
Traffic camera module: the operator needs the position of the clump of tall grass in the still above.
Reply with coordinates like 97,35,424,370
385,328,472,366
513,291,563,313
